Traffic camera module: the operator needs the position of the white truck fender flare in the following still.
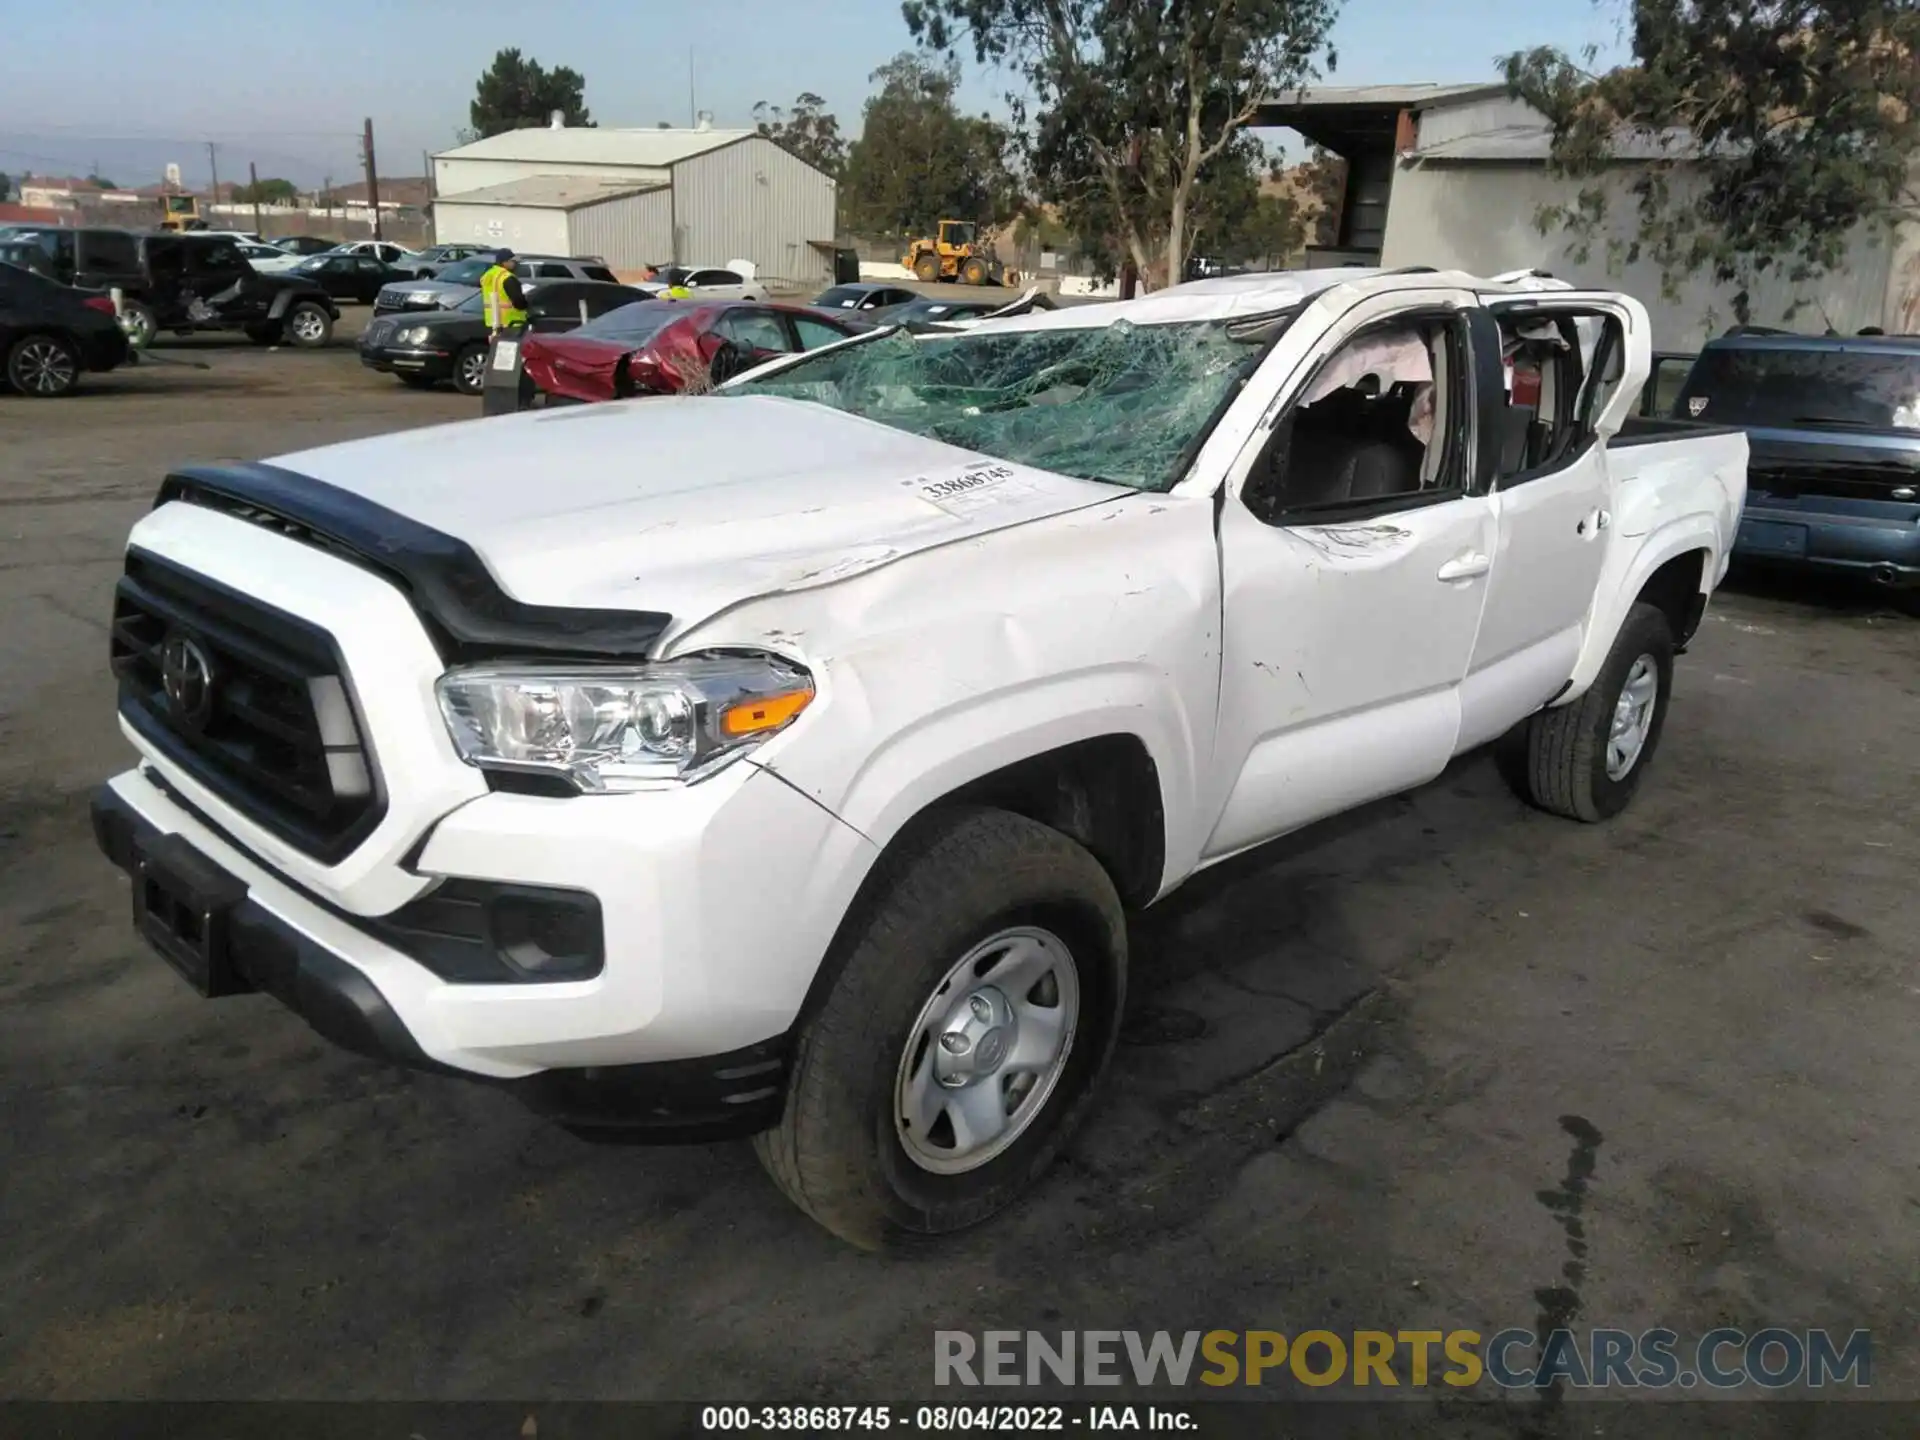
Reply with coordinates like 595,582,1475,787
772,666,1196,897
1565,517,1721,697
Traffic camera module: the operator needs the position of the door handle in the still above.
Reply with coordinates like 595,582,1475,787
1577,508,1612,536
1437,551,1492,582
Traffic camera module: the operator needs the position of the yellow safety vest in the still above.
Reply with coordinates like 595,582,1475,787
480,266,527,329
664,283,692,300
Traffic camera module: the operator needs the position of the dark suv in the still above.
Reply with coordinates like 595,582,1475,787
11,227,339,349
1669,333,1920,593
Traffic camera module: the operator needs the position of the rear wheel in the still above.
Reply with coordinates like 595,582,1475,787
451,342,488,396
1498,602,1675,822
6,332,81,396
754,806,1127,1247
914,255,940,283
281,301,332,348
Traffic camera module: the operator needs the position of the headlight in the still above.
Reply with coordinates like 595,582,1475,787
400,325,431,344
436,655,813,792
408,291,435,305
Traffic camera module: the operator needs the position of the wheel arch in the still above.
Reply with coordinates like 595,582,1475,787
1567,519,1718,696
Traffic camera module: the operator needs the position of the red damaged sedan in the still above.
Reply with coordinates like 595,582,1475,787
520,299,861,403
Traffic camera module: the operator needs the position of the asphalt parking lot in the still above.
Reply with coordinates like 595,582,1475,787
3,312,1918,1424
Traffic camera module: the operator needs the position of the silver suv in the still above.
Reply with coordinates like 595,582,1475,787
373,254,620,315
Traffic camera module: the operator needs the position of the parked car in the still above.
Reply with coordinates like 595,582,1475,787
290,251,413,304
394,244,492,279
0,239,60,281
272,235,341,257
1663,331,1920,594
359,279,650,394
320,240,411,265
0,260,130,396
6,228,338,348
521,300,859,402
642,264,771,302
90,269,1746,1245
810,282,918,318
374,254,621,316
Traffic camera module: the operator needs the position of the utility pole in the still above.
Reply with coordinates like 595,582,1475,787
362,116,383,240
206,141,220,213
249,161,264,235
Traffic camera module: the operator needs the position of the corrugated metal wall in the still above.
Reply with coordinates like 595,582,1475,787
1381,161,1902,350
430,202,570,255
569,189,673,270
668,137,836,288
434,158,670,196
1414,96,1540,149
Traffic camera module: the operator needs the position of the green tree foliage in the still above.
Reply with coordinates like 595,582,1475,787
755,92,848,175
0,172,11,199
840,53,1024,235
232,177,298,204
469,48,593,138
1504,1,1920,318
905,0,1339,286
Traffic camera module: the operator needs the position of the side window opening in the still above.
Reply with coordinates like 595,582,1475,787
1245,314,1466,523
1492,309,1621,480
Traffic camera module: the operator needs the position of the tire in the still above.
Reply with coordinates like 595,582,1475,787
754,806,1127,1248
243,323,281,346
914,256,940,283
1499,602,1675,822
120,300,157,351
6,332,81,397
281,301,332,349
450,342,488,396
707,339,745,386
961,258,989,286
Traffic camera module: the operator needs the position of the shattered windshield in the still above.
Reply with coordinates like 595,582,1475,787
726,317,1278,491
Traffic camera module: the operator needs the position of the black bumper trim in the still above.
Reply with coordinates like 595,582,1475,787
90,785,790,1140
154,463,672,662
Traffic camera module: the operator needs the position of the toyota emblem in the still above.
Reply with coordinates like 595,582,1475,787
160,632,217,732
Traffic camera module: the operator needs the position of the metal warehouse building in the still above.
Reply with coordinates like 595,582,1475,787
1258,84,1920,349
430,124,838,287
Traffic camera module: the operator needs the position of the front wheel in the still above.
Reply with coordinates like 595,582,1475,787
961,257,989,285
1499,601,1675,822
281,301,332,348
6,332,81,396
450,341,489,396
754,807,1126,1247
120,300,157,351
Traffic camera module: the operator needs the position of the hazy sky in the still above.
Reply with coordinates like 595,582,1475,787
0,0,1624,188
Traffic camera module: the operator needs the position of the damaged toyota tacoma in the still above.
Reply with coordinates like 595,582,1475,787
92,269,1747,1245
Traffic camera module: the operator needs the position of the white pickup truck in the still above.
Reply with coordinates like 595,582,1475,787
93,269,1747,1245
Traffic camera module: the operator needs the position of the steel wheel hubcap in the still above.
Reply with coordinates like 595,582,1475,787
460,352,485,388
1608,654,1659,780
895,926,1080,1175
15,341,74,392
125,312,151,344
291,311,323,341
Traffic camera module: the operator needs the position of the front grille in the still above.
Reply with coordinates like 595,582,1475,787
364,320,393,346
374,292,409,312
110,552,384,862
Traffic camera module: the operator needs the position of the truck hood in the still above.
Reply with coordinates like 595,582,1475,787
267,395,1127,640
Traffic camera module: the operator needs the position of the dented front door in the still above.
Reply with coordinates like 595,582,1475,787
1202,289,1496,861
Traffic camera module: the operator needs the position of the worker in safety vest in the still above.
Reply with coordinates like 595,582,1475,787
479,249,528,333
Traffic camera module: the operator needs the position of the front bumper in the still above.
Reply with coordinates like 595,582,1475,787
91,778,804,1140
1735,495,1920,586
357,343,454,379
